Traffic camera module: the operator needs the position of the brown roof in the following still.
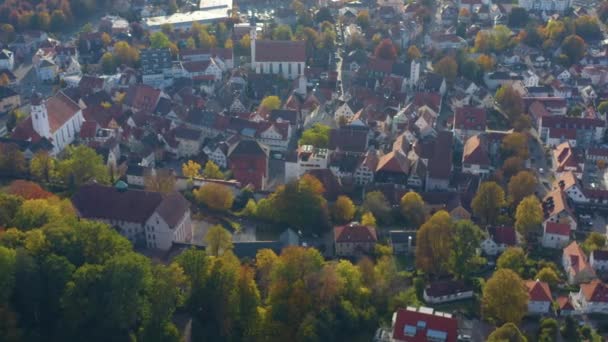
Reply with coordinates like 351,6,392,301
526,280,552,302
376,150,409,173
124,84,161,112
462,135,490,166
545,222,570,236
329,127,369,153
557,296,575,311
46,91,81,134
334,223,378,243
488,226,517,245
543,189,572,219
580,280,608,303
72,183,189,227
255,40,306,62
563,241,595,277
428,131,453,179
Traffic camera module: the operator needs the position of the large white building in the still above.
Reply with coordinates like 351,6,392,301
11,91,84,154
251,25,306,80
518,0,570,12
72,182,192,251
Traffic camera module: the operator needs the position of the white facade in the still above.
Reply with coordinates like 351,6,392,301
591,252,608,272
528,300,551,314
541,223,570,249
254,60,305,80
423,289,474,304
176,138,201,158
519,0,571,12
0,50,15,70
145,210,192,250
31,97,84,154
258,125,290,151
203,146,227,168
37,61,58,82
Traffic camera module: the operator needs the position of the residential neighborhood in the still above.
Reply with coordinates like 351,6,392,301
2,0,608,340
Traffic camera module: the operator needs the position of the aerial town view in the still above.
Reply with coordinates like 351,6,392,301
2,0,608,340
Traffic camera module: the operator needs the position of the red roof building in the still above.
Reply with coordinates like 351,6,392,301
526,280,552,314
228,140,269,191
334,222,377,257
391,307,458,342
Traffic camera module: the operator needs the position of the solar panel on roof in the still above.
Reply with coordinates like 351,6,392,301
427,329,447,341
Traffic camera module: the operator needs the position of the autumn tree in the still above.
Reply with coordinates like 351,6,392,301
204,225,233,256
272,25,293,40
30,151,55,182
515,195,543,239
575,15,601,40
149,31,171,49
260,95,281,111
144,169,176,193
400,192,426,228
472,182,506,225
495,85,524,122
501,132,529,160
407,45,421,60
182,160,201,180
356,10,370,30
7,180,54,200
497,248,526,276
374,39,397,60
332,195,356,223
477,54,495,71
202,160,224,179
194,183,234,211
488,323,527,342
433,56,458,82
482,268,528,324
508,171,538,205
0,143,25,176
448,220,485,279
561,35,586,65
361,211,377,227
415,211,453,275
113,41,140,67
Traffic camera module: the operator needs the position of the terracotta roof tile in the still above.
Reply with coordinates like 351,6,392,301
334,223,377,243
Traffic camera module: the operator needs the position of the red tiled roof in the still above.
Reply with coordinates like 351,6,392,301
545,222,570,236
454,106,486,130
557,296,575,311
46,91,81,134
392,307,458,342
11,117,42,142
79,121,98,139
526,280,552,302
462,135,490,166
182,60,211,73
413,92,441,113
334,223,377,243
488,226,516,245
124,84,161,112
255,40,306,62
581,280,608,303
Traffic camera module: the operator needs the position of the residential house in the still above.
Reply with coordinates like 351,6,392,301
173,126,202,158
124,84,162,112
285,145,330,182
354,149,379,185
180,47,234,69
421,192,472,222
0,49,14,70
484,71,523,90
526,280,553,314
543,188,577,231
423,280,474,304
390,307,458,342
518,0,571,13
329,126,370,154
334,222,378,257
462,134,492,176
481,226,517,256
425,131,454,191
557,296,575,316
554,172,588,204
571,280,608,314
552,142,584,178
389,230,415,254
228,139,269,190
539,116,605,147
182,59,223,82
11,92,84,155
591,250,608,272
542,221,571,249
72,182,192,250
562,241,596,285
0,86,20,113
140,48,173,88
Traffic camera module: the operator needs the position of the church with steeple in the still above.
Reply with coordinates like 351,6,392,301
11,91,84,155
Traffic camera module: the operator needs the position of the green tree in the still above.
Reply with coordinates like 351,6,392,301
363,191,392,225
332,195,356,223
561,34,586,65
582,232,607,254
0,246,16,303
56,145,109,187
415,211,453,275
193,183,234,211
472,182,506,225
202,160,224,179
448,220,485,279
273,25,293,40
482,268,528,324
515,195,543,239
204,225,233,256
30,151,56,182
497,247,526,275
535,267,561,287
150,31,171,49
299,124,331,147
488,323,527,342
400,192,426,228
502,132,529,160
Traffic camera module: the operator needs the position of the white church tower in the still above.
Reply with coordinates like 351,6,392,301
409,59,420,88
250,23,257,66
30,92,50,138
